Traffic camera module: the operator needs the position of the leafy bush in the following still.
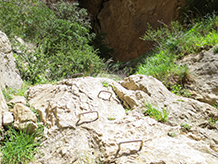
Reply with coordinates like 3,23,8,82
0,125,44,164
144,102,168,122
136,14,218,96
141,16,218,56
0,0,104,84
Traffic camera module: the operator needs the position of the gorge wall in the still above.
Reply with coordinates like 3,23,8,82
41,0,185,61
80,0,185,61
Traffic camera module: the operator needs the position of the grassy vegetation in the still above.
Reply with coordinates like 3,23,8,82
136,14,218,96
0,0,105,85
144,102,168,122
180,123,191,132
1,82,43,164
212,103,218,109
0,125,44,164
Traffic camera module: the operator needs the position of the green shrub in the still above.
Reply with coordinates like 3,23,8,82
0,0,105,84
136,14,218,95
144,102,168,122
0,125,44,164
136,51,190,89
141,16,218,56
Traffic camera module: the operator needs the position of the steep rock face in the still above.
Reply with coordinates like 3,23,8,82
81,0,185,61
180,47,218,105
41,0,185,61
26,75,218,163
0,31,23,90
0,30,20,128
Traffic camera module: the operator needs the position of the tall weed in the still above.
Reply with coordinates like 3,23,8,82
0,125,44,164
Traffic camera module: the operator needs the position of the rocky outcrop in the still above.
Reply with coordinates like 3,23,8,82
0,30,23,129
12,103,38,133
81,0,185,61
2,111,13,126
0,89,8,128
26,75,218,163
26,77,125,129
0,31,23,90
180,46,218,105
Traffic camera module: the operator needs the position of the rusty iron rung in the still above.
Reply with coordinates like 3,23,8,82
71,73,84,79
97,90,112,100
117,140,143,152
78,110,99,122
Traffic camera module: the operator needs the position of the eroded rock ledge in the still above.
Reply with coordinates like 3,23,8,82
24,75,218,164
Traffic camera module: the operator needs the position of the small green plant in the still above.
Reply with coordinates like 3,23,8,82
214,45,218,53
107,115,116,120
171,84,182,95
125,108,133,112
168,132,176,137
176,99,185,102
180,123,191,132
144,102,168,122
212,103,218,109
1,88,13,102
209,117,218,127
101,81,109,88
170,84,191,97
0,125,44,164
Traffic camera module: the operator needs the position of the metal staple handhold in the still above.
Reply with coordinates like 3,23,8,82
71,73,84,79
78,111,99,122
97,90,112,101
117,140,143,152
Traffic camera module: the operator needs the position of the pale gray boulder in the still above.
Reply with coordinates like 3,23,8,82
0,30,23,90
180,47,218,105
26,76,218,163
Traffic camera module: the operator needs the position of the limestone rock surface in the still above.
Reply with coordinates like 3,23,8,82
27,77,125,129
0,30,23,89
12,103,38,133
26,76,218,164
180,47,218,105
0,89,8,128
114,75,218,127
2,111,14,126
8,95,27,106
